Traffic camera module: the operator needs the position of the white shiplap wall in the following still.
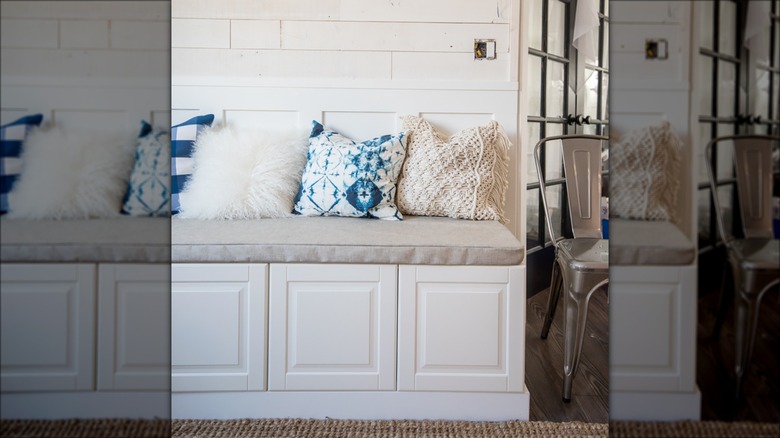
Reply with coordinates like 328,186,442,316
0,1,171,130
171,0,527,239
171,0,514,83
610,0,695,239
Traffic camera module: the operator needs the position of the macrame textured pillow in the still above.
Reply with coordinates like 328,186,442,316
178,124,309,220
397,115,511,223
293,121,407,220
610,121,682,222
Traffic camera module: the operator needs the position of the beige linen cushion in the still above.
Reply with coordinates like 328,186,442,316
610,121,682,222
609,219,695,265
171,215,523,265
397,115,511,223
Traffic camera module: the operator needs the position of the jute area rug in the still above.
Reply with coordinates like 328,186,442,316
2,418,779,437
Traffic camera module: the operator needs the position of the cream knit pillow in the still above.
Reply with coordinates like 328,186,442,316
397,115,511,223
610,121,682,222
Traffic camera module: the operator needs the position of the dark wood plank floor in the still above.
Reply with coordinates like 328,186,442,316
525,287,609,423
697,282,780,422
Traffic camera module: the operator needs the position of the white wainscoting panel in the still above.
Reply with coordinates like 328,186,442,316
97,264,170,391
0,264,96,391
610,265,697,393
171,85,522,238
171,264,267,392
398,265,525,392
268,264,397,391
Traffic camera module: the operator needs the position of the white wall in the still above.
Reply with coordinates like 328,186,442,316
171,0,515,83
171,0,527,238
610,0,695,239
0,1,171,129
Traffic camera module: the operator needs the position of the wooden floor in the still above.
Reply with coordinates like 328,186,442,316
697,282,780,422
525,287,609,423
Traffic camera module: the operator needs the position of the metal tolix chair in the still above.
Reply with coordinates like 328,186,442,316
705,134,780,397
534,135,610,402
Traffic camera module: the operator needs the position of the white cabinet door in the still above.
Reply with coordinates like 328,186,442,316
610,265,697,392
398,265,525,392
97,264,170,391
171,264,266,392
1,264,96,391
268,264,397,391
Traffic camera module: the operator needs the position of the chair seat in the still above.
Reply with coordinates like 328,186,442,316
558,238,609,273
731,239,780,271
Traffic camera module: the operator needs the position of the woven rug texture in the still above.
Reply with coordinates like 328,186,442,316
3,418,779,437
610,420,780,438
171,419,608,437
0,419,170,438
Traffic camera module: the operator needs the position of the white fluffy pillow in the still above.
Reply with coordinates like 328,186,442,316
177,124,310,219
8,126,136,219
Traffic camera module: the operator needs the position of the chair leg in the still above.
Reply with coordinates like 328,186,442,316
541,260,563,340
734,289,761,398
562,285,592,403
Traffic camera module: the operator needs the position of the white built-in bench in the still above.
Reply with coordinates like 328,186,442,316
608,218,700,421
170,215,529,420
0,217,170,419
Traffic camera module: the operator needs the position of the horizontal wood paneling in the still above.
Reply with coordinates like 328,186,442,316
339,0,511,24
392,52,510,81
59,20,110,49
170,0,517,82
171,19,230,48
0,1,168,21
110,20,170,50
172,0,340,21
281,21,509,53
231,20,281,49
1,2,170,86
172,48,391,79
0,19,59,48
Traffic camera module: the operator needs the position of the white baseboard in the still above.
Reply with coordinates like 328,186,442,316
172,389,531,421
609,387,701,421
0,392,169,419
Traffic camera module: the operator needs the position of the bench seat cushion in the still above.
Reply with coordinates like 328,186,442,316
172,216,524,265
610,219,695,266
1,217,170,263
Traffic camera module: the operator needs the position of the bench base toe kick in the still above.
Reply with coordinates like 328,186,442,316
172,263,529,420
173,390,530,420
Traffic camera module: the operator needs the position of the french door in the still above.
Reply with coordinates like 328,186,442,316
696,0,780,262
526,0,609,295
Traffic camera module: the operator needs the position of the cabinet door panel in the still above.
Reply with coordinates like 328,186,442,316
610,266,696,392
398,265,525,392
1,264,95,391
171,263,266,392
268,264,396,391
97,264,170,391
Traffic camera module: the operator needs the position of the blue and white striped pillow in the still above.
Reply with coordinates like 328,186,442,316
1,114,44,214
171,114,214,214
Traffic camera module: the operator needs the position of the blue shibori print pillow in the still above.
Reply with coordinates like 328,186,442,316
1,114,44,214
293,120,408,220
171,114,214,214
122,120,171,216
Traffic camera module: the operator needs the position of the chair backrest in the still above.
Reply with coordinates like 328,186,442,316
705,135,778,244
534,135,608,246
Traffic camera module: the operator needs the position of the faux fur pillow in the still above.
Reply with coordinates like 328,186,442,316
397,115,511,223
177,124,309,219
7,126,136,219
610,121,682,222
